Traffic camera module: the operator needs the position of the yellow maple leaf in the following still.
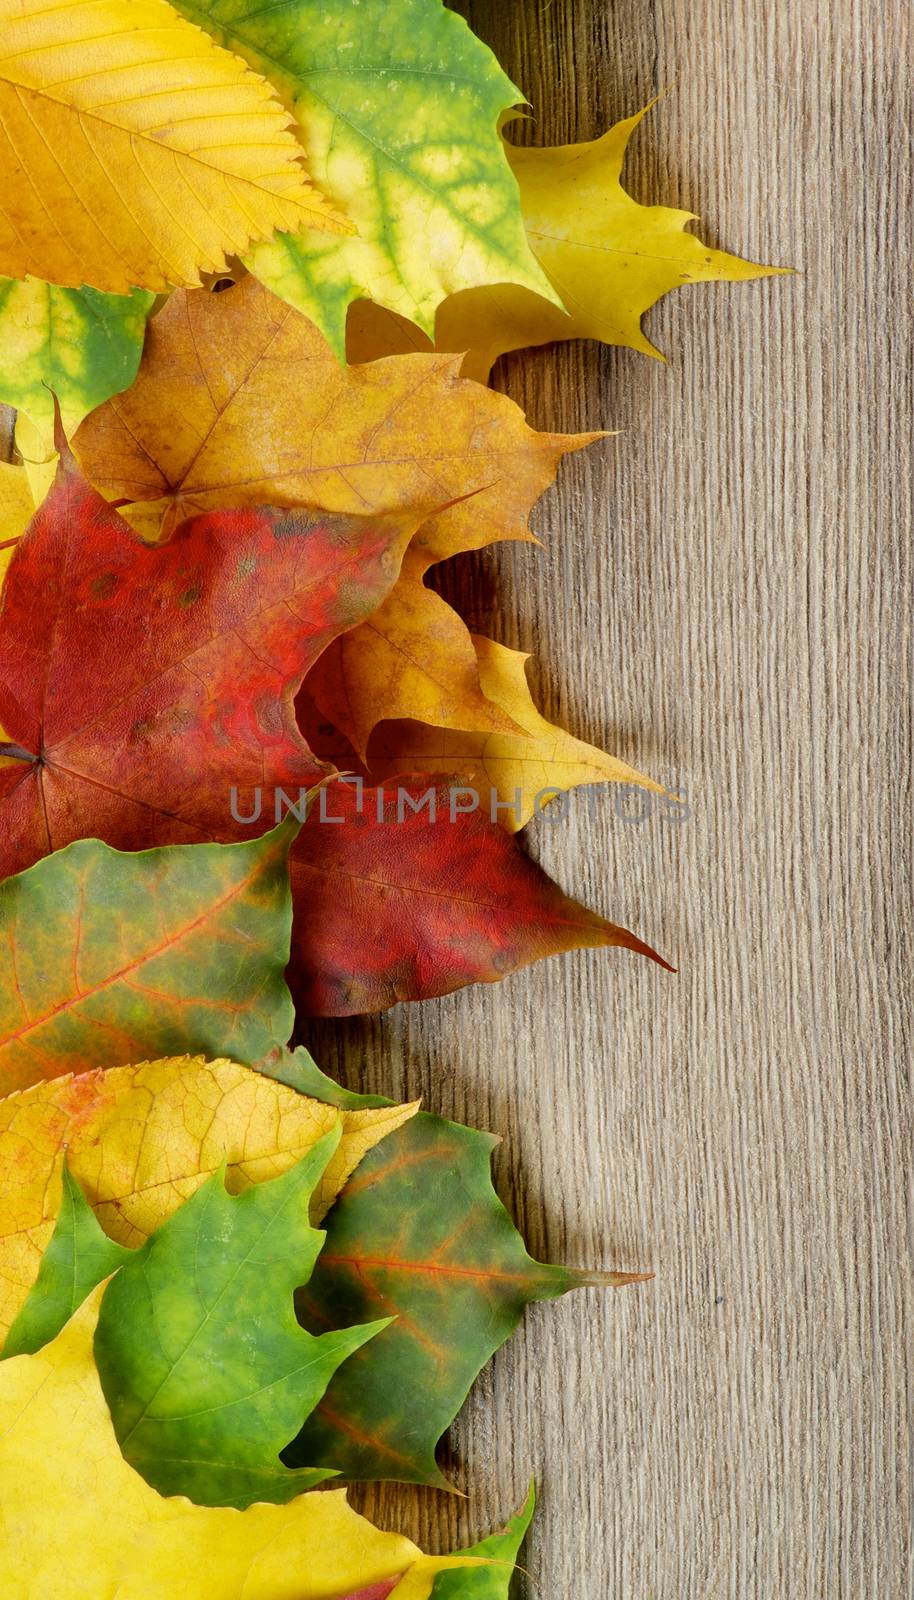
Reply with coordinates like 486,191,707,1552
347,104,783,381
0,1057,418,1346
369,634,663,828
73,276,591,547
0,0,349,295
0,1284,472,1599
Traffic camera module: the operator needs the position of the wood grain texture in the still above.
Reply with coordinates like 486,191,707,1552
1,3,910,1595
311,3,913,1595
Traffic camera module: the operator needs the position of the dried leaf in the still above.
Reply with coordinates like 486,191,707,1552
369,634,662,828
306,554,522,761
73,277,590,553
289,777,670,1015
0,436,424,879
73,276,595,756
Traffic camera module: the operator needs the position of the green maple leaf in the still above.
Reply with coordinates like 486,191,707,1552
264,1050,643,1488
0,278,152,454
0,823,298,1096
172,0,561,355
15,1132,389,1507
93,1125,388,1507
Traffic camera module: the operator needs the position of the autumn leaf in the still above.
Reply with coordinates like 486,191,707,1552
0,1056,417,1345
0,429,427,880
0,1286,475,1598
0,278,153,458
289,777,670,1016
72,275,596,759
306,555,523,760
92,1131,388,1507
0,823,297,1097
0,0,349,295
12,1046,638,1503
0,407,665,1016
171,0,561,354
72,277,591,551
347,104,780,381
265,1048,647,1484
369,634,662,828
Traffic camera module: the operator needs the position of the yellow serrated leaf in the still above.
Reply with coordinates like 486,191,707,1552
0,1056,418,1345
308,549,523,761
0,0,351,294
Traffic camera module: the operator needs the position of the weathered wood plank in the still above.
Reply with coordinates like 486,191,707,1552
312,3,914,1595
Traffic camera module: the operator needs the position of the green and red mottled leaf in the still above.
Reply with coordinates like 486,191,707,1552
269,1050,646,1485
0,436,424,881
0,823,296,1096
288,777,669,1015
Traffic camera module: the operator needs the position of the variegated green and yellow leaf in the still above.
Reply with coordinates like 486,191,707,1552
172,0,561,354
0,278,153,457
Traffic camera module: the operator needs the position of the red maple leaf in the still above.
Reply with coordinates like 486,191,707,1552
0,445,669,1015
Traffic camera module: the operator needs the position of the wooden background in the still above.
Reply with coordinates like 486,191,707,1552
2,2,911,1596
323,3,913,1596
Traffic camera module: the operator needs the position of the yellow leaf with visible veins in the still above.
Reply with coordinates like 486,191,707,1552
73,276,592,548
0,0,349,295
346,104,782,381
0,1057,418,1346
0,1285,471,1600
11,414,56,514
369,634,663,829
